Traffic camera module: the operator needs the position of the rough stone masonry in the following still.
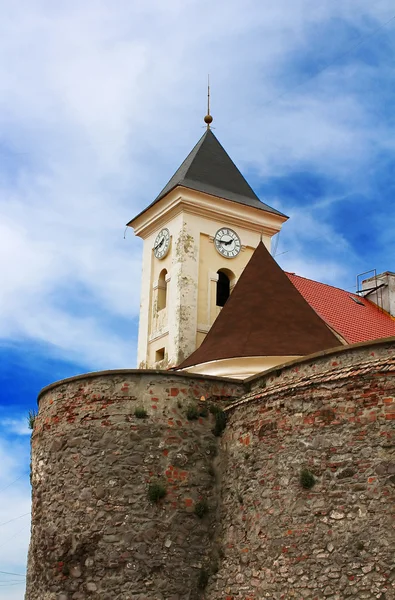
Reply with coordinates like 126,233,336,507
25,339,395,600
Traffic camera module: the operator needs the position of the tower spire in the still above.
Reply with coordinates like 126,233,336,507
204,75,213,129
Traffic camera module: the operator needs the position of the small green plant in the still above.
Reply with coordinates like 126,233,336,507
27,409,38,430
212,410,227,436
194,499,209,518
300,468,316,489
148,482,167,503
356,540,364,552
134,407,147,419
186,404,199,420
199,405,209,418
197,568,209,589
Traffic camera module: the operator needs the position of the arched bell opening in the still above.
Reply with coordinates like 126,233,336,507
157,269,167,310
216,268,235,307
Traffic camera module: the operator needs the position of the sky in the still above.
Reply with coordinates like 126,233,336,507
0,0,394,596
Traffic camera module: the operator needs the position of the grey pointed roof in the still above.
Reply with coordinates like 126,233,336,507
128,129,286,224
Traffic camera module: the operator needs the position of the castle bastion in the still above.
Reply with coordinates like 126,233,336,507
25,337,395,599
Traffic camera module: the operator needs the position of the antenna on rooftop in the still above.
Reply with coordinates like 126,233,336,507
356,268,383,311
204,75,213,129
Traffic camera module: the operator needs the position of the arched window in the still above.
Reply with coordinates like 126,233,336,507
216,270,230,307
157,269,167,310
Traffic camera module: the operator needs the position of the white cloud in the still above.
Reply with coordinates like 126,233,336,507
0,0,393,369
0,419,31,437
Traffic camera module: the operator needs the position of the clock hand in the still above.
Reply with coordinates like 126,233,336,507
221,239,233,246
154,238,164,250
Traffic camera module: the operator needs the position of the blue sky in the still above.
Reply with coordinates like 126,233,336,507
0,0,394,596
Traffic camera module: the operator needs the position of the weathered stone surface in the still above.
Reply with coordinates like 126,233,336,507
26,371,243,599
210,341,395,599
25,341,395,599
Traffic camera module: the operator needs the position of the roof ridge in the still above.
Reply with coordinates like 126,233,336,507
153,130,208,202
286,271,359,296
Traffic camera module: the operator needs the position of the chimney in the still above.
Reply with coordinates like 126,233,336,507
361,272,395,317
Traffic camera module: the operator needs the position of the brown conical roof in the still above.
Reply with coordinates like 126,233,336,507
178,242,340,369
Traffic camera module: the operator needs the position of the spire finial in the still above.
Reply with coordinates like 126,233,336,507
204,74,213,129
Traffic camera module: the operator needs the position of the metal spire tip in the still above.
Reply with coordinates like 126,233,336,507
204,74,213,128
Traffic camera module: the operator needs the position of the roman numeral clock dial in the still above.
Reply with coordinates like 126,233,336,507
214,228,241,258
153,228,170,259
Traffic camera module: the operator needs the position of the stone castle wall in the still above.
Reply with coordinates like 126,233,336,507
26,340,395,600
209,339,395,599
25,371,244,600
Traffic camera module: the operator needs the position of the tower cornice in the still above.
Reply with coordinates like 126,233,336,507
129,186,288,239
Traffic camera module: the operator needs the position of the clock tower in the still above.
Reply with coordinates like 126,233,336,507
127,120,288,369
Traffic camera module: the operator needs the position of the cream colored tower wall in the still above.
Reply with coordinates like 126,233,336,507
131,187,286,369
164,216,199,367
137,212,184,368
181,215,271,349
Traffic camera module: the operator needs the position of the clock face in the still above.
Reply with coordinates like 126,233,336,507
214,228,241,258
153,228,170,259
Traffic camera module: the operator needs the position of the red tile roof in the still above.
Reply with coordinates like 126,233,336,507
286,273,395,344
